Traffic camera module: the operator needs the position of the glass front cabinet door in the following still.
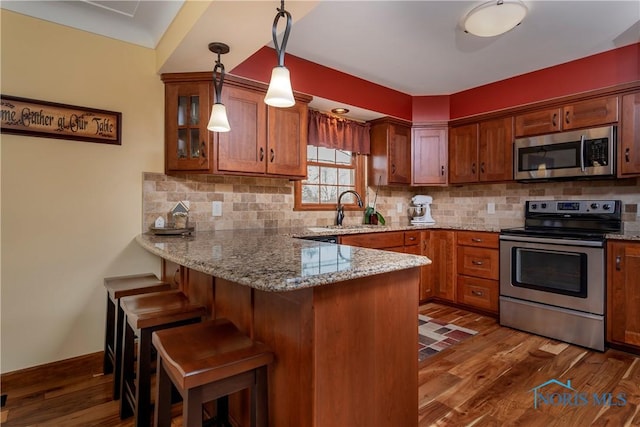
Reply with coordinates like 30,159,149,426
165,82,212,172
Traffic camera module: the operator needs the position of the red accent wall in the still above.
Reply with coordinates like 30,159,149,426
231,46,413,121
232,44,639,123
412,96,450,123
450,43,640,119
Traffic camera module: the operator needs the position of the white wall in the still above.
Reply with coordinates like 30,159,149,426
1,10,163,372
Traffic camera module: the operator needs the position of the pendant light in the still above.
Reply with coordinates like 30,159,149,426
264,0,295,108
207,42,231,132
463,0,528,37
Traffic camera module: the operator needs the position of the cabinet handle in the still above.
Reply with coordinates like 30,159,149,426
441,165,445,176
408,236,416,241
565,111,570,124
552,113,557,127
471,290,484,297
616,255,622,271
173,268,180,286
625,148,630,163
471,163,476,174
260,147,265,161
270,148,275,162
200,141,206,158
480,162,485,174
471,260,484,266
392,164,396,174
471,238,483,242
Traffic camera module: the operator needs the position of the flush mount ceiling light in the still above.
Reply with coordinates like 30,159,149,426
331,108,350,115
464,0,528,37
264,0,295,108
207,42,231,133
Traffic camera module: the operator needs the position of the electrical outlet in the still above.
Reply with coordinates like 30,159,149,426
487,202,496,214
211,201,222,217
396,202,403,213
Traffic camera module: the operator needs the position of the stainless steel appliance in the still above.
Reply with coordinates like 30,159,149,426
499,199,622,351
514,125,616,181
409,195,435,225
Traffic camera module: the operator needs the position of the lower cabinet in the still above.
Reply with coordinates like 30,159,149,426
421,230,456,303
455,231,499,315
607,240,640,352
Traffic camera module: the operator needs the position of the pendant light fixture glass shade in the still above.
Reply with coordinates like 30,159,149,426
464,0,528,37
265,66,295,108
265,0,295,108
207,42,231,132
207,103,230,132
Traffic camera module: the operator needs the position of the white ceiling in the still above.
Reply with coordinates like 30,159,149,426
2,0,639,115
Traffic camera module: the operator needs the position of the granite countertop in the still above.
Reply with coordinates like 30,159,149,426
136,229,431,292
288,223,503,238
605,231,640,241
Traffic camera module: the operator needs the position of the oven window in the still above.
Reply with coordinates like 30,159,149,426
512,247,587,298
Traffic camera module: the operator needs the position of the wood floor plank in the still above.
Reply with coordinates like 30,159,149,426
2,303,639,427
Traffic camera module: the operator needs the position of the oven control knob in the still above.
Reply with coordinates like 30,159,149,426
603,203,611,211
590,203,599,209
530,203,537,210
541,203,547,209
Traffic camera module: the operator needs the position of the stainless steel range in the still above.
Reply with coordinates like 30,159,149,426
499,199,622,351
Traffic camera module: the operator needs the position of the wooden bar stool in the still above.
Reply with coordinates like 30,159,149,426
120,290,207,427
103,273,172,399
152,318,274,427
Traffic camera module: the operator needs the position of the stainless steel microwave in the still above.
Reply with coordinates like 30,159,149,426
514,125,616,181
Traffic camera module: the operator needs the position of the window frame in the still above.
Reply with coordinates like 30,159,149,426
294,151,366,211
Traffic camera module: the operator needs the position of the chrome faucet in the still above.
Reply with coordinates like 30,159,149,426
336,190,364,226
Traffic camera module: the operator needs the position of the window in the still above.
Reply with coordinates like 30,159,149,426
294,146,365,210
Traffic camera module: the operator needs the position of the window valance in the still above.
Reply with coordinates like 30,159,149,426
308,109,370,154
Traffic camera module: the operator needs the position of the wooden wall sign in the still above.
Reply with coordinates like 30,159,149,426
0,95,121,145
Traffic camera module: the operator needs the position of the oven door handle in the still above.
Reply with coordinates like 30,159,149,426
580,135,586,173
499,234,604,248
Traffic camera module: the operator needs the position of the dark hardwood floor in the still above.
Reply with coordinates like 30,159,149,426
1,303,638,426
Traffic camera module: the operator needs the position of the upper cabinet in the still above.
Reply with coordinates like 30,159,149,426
163,73,311,179
369,118,412,185
412,126,448,186
515,96,619,137
620,92,640,177
165,81,212,172
449,117,513,184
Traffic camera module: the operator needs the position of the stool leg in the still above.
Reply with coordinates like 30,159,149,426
154,356,173,427
254,366,269,427
113,301,125,400
103,296,115,375
183,387,202,427
120,320,135,420
135,328,153,427
216,396,229,426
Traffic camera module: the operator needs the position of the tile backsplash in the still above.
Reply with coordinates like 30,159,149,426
142,172,640,233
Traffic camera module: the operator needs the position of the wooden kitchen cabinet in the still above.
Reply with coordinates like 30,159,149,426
620,92,640,176
162,73,310,178
449,124,478,184
164,81,212,172
162,259,184,289
421,230,456,303
455,231,499,315
449,117,513,184
369,118,412,185
515,96,618,137
412,126,448,185
607,240,640,353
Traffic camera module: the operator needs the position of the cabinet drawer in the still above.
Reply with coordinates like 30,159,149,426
340,231,405,249
457,275,498,312
456,231,499,249
457,246,499,280
404,231,420,246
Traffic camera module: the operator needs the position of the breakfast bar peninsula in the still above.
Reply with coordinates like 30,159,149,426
137,229,430,427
